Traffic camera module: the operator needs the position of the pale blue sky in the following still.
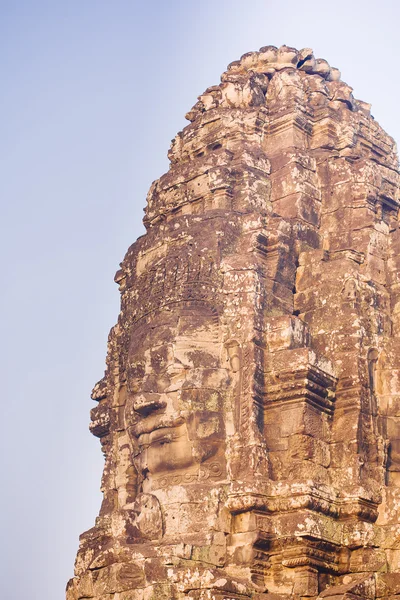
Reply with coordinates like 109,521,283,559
2,1,400,599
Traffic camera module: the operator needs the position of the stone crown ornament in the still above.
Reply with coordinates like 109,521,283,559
67,45,400,600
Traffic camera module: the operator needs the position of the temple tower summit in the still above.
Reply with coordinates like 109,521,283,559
67,45,400,600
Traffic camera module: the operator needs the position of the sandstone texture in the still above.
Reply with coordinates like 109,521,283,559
67,46,400,600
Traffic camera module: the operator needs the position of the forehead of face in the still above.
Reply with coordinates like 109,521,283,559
128,307,221,374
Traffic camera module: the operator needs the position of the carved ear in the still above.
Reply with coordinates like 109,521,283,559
225,340,241,373
368,347,379,393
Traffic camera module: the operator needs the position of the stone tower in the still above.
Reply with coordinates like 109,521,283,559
67,46,400,600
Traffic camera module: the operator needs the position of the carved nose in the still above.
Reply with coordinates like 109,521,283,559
133,393,167,415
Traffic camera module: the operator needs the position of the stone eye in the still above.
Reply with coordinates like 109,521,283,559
127,362,146,392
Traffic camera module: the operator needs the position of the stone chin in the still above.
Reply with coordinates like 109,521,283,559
135,422,197,477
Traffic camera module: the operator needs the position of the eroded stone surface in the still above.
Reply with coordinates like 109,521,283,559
67,46,400,600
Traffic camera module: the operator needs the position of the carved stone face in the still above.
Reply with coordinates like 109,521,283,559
124,308,229,492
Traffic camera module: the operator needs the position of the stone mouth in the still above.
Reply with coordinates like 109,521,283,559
132,415,185,439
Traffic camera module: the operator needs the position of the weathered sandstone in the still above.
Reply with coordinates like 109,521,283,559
67,46,400,600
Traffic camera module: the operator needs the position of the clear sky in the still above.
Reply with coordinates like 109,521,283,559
2,1,400,598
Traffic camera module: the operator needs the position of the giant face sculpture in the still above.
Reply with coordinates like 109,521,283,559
68,45,400,600
124,307,229,495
